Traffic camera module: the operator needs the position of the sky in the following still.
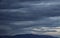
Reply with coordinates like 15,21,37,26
0,0,60,37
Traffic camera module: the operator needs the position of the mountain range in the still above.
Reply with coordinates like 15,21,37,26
0,34,58,38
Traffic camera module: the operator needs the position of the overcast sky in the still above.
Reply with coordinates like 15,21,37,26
0,0,60,37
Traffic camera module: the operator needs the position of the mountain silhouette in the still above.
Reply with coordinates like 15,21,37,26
0,34,58,38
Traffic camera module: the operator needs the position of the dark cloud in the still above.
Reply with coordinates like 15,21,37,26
0,0,60,36
0,0,40,9
0,0,60,21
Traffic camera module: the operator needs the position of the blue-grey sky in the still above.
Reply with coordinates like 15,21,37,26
0,0,60,37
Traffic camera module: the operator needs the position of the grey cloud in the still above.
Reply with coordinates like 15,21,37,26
0,1,60,21
0,26,12,35
0,16,60,35
8,27,57,36
7,16,60,27
0,16,59,35
0,0,60,36
0,0,40,9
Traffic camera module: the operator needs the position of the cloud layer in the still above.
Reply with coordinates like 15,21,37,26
0,0,60,37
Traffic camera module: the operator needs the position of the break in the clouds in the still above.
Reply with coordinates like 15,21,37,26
0,0,60,37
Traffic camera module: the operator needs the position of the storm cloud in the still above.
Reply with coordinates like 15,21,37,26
0,0,60,36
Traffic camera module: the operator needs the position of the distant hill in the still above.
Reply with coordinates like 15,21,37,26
0,34,58,38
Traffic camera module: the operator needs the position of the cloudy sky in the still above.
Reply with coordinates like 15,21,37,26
0,0,60,37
